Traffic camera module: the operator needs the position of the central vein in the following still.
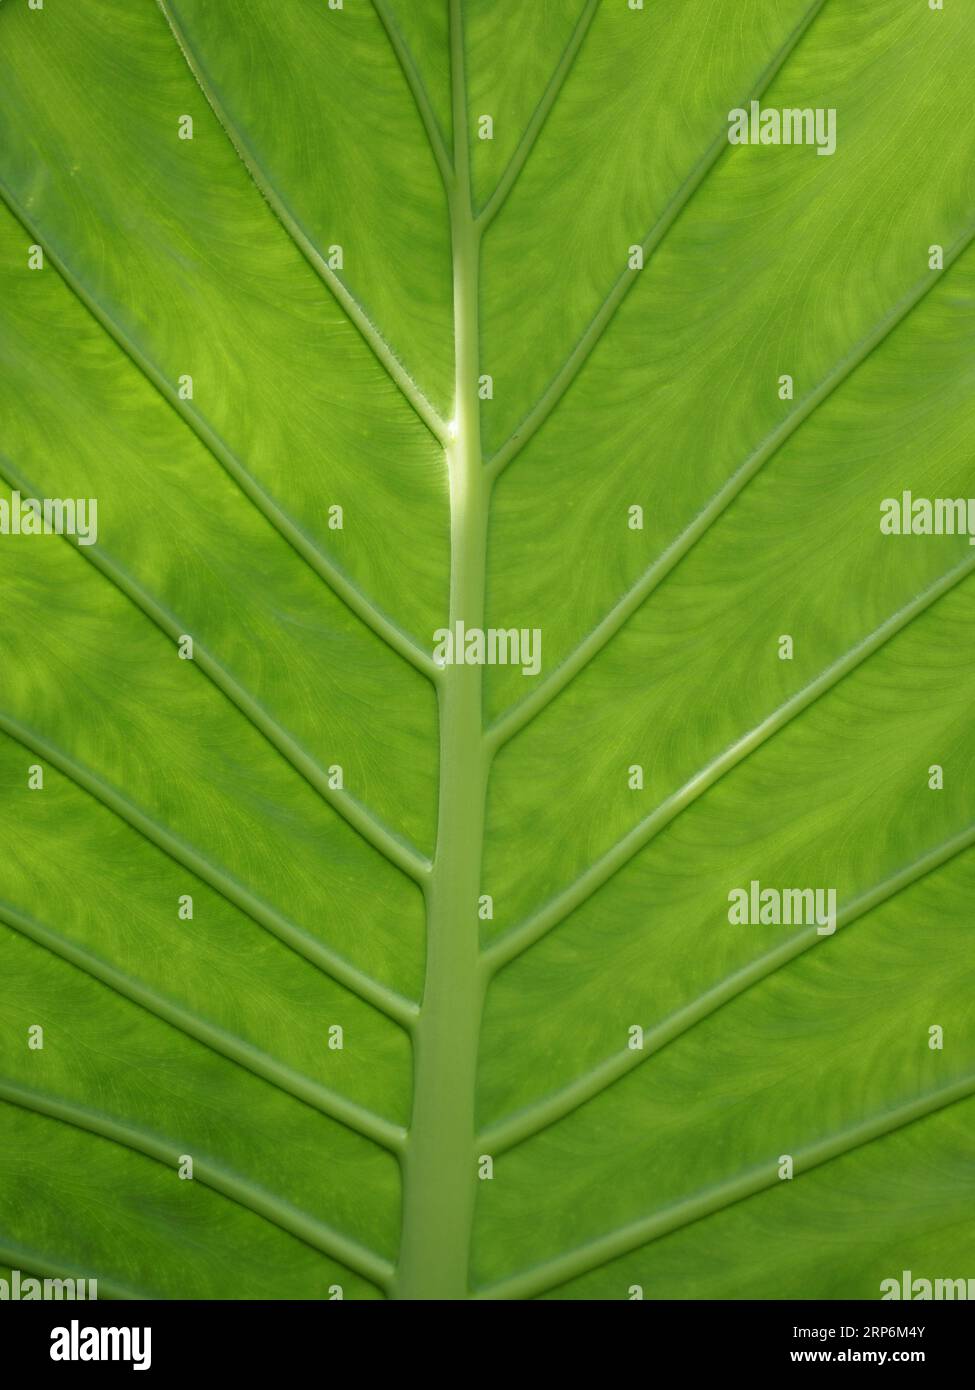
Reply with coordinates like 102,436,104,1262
392,0,490,1301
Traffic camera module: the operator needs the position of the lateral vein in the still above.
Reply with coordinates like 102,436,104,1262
0,1080,395,1291
0,898,407,1155
484,554,975,974
474,1074,975,1299
371,0,454,192
486,223,975,751
0,1241,146,1301
0,181,437,684
476,0,601,231
156,0,450,449
479,822,975,1154
0,454,431,887
0,712,420,1031
485,0,831,480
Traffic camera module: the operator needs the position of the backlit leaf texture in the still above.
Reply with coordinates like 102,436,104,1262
0,0,973,1300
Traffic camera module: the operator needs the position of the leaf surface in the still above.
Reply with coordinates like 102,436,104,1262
0,0,973,1300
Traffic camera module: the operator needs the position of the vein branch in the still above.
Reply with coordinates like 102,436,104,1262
0,181,438,685
0,713,419,1031
484,554,975,974
0,1079,394,1291
0,453,430,886
486,223,975,752
479,821,975,1155
476,0,601,232
475,1074,975,1300
157,0,450,449
0,898,407,1155
485,0,831,480
0,1241,147,1301
372,0,454,192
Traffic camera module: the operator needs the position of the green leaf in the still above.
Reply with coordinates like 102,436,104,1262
1,0,974,1302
